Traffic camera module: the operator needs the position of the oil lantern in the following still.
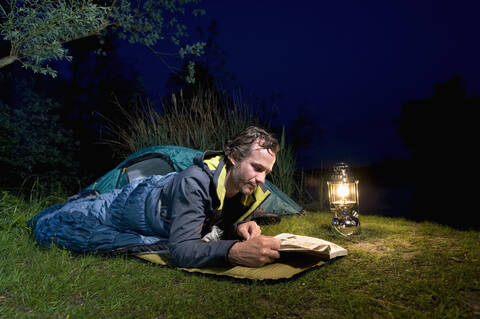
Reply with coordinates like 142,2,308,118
327,163,360,236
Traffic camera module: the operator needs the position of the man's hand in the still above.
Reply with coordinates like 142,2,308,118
228,235,281,267
237,221,261,240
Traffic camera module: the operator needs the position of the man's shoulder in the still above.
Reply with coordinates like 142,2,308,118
167,163,214,201
178,161,212,184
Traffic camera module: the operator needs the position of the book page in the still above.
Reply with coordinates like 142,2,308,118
275,233,347,258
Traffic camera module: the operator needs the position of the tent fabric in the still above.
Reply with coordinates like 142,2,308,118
260,180,302,215
87,145,201,194
86,145,302,215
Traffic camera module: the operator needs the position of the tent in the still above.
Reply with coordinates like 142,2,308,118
85,145,302,215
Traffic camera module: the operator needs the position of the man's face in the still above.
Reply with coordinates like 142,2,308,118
227,140,276,196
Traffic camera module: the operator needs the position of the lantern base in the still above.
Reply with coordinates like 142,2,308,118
331,206,360,236
331,217,360,236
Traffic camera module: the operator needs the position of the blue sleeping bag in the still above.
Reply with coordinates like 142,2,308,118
28,173,177,254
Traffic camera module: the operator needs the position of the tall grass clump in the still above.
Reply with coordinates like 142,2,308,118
269,127,296,198
104,89,260,158
103,88,298,198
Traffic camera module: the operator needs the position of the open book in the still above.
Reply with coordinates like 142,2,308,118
275,233,348,259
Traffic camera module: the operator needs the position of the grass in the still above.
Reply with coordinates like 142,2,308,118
1,191,479,318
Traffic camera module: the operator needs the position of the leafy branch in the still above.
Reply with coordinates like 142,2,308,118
0,0,205,80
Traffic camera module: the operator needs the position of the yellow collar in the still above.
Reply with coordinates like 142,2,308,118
203,154,271,221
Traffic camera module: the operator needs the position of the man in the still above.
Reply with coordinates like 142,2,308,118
29,126,282,268
166,126,282,268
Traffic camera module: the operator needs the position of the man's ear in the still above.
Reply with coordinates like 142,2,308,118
228,154,237,166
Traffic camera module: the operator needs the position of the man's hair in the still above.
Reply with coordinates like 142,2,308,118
224,126,279,167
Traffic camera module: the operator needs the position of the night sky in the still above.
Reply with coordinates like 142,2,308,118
119,1,480,169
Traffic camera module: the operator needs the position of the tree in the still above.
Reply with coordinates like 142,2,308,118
397,75,479,229
0,30,151,189
0,72,78,189
0,0,205,80
55,33,148,179
398,75,477,164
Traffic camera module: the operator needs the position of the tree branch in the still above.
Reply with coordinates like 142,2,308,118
58,22,113,44
0,55,18,68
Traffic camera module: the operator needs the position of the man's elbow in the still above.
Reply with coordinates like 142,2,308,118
168,243,205,268
168,241,228,268
169,243,190,267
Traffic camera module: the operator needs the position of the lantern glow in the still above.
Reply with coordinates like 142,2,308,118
327,163,360,236
336,184,349,198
